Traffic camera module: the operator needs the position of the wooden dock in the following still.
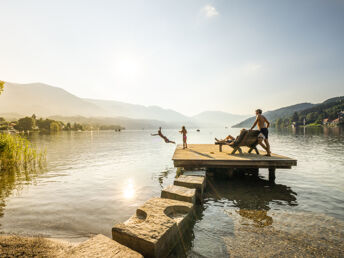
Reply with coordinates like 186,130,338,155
172,144,297,181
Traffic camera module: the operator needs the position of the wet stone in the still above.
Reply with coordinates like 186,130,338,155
174,175,206,200
112,197,194,258
182,170,206,177
161,184,196,204
60,234,142,258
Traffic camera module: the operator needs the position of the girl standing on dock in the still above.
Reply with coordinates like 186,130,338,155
180,126,187,149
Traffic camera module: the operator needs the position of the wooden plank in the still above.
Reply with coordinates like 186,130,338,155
172,144,297,169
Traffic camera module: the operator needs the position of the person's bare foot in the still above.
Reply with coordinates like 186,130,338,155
265,153,271,157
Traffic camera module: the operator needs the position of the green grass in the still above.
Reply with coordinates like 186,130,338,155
0,133,46,173
304,123,323,128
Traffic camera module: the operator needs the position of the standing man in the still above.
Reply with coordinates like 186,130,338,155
250,109,271,156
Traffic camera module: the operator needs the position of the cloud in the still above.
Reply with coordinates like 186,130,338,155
201,4,219,18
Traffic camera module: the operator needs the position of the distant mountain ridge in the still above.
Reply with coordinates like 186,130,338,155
192,111,247,128
232,97,344,128
84,98,190,123
0,82,247,128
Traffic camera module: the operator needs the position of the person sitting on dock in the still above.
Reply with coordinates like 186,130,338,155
151,127,176,144
215,134,235,144
250,109,271,156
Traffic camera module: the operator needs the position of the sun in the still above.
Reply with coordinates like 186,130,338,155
112,55,143,83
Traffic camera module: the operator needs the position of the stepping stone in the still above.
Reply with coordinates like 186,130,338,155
112,198,194,258
60,234,142,258
183,170,206,177
161,184,196,204
174,175,206,199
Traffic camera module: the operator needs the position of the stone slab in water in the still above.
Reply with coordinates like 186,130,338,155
60,234,143,258
183,170,206,177
161,184,196,204
174,175,206,198
112,197,194,258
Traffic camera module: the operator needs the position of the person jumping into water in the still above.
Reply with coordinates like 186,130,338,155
151,127,176,144
250,109,271,156
179,126,187,149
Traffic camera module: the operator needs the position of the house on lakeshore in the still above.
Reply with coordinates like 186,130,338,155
339,111,344,123
331,118,340,126
323,118,330,125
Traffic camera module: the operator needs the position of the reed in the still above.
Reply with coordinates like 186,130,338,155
0,133,46,172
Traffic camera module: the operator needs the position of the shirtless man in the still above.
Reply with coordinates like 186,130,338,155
250,109,271,156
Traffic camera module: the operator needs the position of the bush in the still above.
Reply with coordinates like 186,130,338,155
0,133,45,172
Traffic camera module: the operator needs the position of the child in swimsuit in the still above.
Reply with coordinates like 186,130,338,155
180,126,187,149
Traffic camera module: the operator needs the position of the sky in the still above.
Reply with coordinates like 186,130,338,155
1,0,344,116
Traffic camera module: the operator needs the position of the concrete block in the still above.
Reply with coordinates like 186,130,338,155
174,175,206,199
60,234,142,258
183,170,206,177
161,184,196,204
112,198,194,258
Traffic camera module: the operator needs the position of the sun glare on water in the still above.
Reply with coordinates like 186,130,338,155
123,178,135,199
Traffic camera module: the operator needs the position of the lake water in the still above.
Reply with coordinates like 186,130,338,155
0,127,343,257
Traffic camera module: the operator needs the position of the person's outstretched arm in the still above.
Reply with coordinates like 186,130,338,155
250,118,258,130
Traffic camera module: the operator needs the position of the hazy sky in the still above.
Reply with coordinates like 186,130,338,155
1,0,344,115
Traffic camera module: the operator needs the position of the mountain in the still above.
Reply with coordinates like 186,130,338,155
0,82,105,117
0,81,244,128
296,96,344,122
232,103,315,128
322,96,344,105
84,99,189,123
192,111,248,127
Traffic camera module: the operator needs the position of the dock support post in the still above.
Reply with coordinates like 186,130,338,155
268,168,276,183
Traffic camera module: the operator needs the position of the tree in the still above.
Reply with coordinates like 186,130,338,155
284,118,291,127
65,122,72,130
14,117,34,131
306,112,317,123
0,81,4,95
31,114,37,128
50,121,61,132
275,118,283,128
292,112,299,122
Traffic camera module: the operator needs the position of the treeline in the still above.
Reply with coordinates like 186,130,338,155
274,97,344,127
0,114,123,133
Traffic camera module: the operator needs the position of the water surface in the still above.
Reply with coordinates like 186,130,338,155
0,127,343,256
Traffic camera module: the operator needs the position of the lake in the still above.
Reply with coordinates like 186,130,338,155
0,127,343,257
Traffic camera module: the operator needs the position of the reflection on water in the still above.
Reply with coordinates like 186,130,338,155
156,168,173,188
187,176,298,257
208,176,298,228
122,178,135,199
0,167,44,219
0,128,342,256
